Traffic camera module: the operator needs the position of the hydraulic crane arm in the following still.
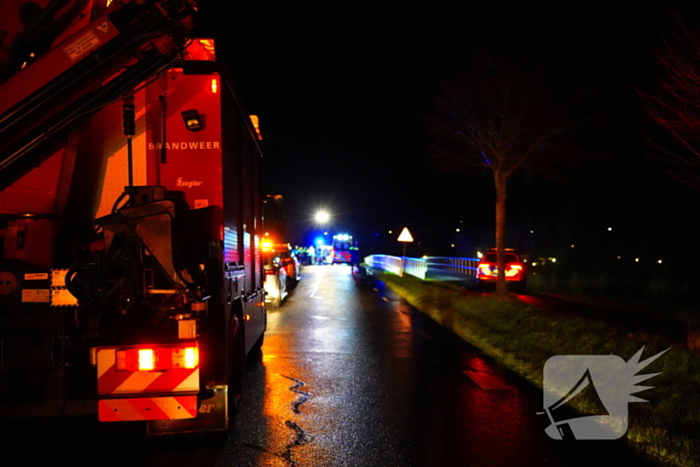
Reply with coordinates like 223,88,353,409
0,0,196,190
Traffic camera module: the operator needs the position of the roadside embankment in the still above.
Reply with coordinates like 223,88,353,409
378,272,700,467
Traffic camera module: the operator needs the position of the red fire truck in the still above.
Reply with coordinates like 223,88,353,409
0,0,266,435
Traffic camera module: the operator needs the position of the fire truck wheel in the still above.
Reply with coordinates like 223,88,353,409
228,320,245,416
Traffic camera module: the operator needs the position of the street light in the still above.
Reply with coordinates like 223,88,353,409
315,210,330,224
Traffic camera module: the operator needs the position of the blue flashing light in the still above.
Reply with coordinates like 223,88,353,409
315,237,325,246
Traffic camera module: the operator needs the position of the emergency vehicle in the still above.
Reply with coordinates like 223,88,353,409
0,0,266,435
332,234,356,265
261,237,287,308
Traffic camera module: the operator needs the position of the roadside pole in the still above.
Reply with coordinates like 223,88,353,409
397,227,414,277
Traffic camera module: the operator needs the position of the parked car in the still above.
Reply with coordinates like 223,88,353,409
264,260,287,308
476,248,527,292
273,244,301,286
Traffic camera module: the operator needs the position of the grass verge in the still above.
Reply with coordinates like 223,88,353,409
378,273,700,467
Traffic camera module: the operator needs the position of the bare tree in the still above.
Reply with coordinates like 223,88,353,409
639,11,700,190
428,53,577,295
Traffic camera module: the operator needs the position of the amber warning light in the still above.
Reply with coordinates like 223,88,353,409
183,38,216,61
261,238,273,252
116,345,199,371
250,115,263,140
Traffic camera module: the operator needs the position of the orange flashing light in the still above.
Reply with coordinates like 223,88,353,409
261,238,273,252
211,78,218,93
198,39,216,57
183,38,216,61
250,115,263,140
183,347,199,369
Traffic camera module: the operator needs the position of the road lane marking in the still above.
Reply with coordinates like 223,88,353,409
309,285,323,300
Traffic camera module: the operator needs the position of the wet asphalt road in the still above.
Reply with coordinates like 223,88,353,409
1,265,656,466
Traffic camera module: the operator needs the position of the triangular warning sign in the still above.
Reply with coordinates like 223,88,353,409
96,22,109,34
397,227,413,242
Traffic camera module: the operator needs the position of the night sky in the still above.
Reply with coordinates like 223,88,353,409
195,3,700,267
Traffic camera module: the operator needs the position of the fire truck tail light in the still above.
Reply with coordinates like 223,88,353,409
211,78,218,93
138,349,155,371
181,347,199,369
116,345,199,371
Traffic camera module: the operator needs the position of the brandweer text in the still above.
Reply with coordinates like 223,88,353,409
148,141,221,150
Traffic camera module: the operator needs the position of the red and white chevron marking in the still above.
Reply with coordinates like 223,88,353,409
98,396,197,421
97,347,199,396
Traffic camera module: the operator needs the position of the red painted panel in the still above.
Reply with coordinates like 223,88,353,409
98,395,197,422
0,146,66,214
145,70,223,211
0,9,121,116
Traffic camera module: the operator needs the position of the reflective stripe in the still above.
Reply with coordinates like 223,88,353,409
98,396,197,421
97,347,199,396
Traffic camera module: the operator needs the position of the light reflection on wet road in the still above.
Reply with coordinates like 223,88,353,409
0,265,655,466
229,265,653,467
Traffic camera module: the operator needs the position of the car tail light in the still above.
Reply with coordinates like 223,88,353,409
505,264,523,279
116,345,199,371
479,262,524,279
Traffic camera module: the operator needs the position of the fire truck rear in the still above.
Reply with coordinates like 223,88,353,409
0,0,266,434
